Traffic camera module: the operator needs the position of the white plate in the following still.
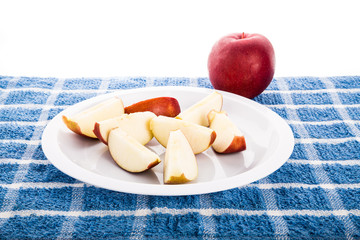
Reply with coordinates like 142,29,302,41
42,86,294,196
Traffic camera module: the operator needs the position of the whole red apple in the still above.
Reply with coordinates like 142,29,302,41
208,33,275,99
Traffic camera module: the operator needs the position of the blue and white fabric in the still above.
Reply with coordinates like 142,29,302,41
0,75,359,239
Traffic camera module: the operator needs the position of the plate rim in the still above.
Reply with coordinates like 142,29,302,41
41,86,294,196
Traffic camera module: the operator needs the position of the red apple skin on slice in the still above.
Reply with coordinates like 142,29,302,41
221,135,246,153
62,115,87,137
93,122,108,144
125,97,181,117
208,110,246,154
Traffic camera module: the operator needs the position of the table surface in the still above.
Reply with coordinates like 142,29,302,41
0,75,359,239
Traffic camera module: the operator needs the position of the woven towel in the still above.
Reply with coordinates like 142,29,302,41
0,75,359,239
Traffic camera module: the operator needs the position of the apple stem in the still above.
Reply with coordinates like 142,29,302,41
242,32,245,39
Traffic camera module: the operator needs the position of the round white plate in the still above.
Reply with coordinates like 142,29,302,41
42,86,294,196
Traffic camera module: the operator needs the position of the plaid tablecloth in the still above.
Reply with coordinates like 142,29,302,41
0,75,359,239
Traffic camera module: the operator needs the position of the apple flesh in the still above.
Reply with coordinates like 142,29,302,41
164,130,198,184
150,116,216,154
93,111,156,145
208,33,275,99
108,128,161,173
176,91,223,127
125,97,181,117
208,110,246,153
63,97,124,138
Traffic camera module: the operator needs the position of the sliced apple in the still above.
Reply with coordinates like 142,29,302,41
108,128,160,173
208,110,246,153
164,130,198,184
150,116,216,154
93,111,156,145
63,97,124,138
125,97,181,117
176,91,223,126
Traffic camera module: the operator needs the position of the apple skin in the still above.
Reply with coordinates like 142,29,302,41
208,110,246,154
208,33,275,99
125,97,181,117
221,135,246,154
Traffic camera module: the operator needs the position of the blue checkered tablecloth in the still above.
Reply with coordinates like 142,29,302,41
0,75,359,239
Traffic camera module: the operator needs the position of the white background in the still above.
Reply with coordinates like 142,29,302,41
1,0,359,78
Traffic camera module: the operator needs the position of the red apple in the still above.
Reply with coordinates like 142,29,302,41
124,97,181,117
207,33,275,99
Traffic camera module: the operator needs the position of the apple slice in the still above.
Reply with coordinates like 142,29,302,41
63,97,124,138
208,110,246,153
164,130,198,184
125,97,181,117
176,91,223,126
108,128,161,173
93,111,156,145
150,116,216,154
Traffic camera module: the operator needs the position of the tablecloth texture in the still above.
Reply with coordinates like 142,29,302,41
0,75,359,239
